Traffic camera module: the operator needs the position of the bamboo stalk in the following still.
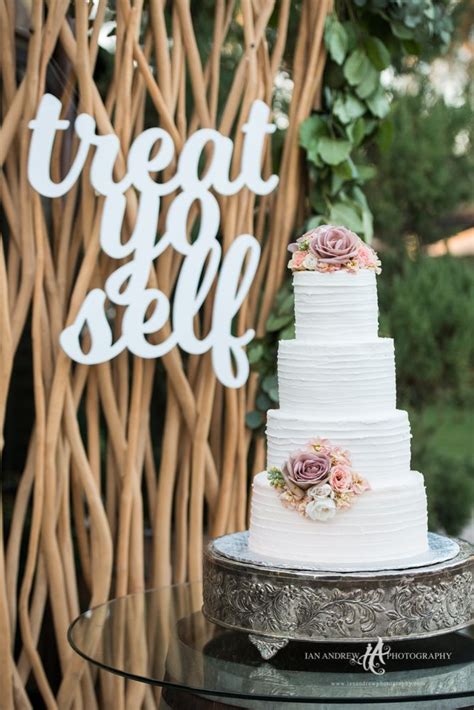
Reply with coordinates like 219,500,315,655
0,2,331,704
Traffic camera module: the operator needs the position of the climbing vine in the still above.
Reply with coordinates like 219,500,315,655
246,0,454,432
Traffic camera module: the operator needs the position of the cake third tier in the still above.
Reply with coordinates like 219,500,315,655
278,338,396,416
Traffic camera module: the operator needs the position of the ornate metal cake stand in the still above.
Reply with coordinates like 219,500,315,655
202,532,474,660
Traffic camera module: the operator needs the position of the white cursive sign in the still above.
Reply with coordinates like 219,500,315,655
28,94,279,388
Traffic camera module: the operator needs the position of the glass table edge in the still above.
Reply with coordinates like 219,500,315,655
67,614,474,704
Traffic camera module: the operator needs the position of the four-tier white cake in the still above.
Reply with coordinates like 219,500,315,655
248,227,429,566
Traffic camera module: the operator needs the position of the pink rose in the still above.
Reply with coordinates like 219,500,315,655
329,464,353,493
283,448,331,491
306,225,360,264
358,243,376,266
291,251,306,268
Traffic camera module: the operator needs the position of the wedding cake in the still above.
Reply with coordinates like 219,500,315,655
248,225,429,565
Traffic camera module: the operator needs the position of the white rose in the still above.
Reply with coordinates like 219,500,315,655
302,253,317,270
307,483,332,499
306,497,337,521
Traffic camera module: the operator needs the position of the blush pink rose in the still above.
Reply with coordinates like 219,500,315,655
291,251,306,268
329,464,353,493
283,448,331,491
306,225,360,264
358,243,376,267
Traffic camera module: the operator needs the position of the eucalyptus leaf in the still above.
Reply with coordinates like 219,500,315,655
317,136,352,165
346,116,366,146
328,202,363,233
333,93,366,124
280,323,295,340
247,343,264,364
356,164,377,183
362,206,374,242
377,117,394,151
299,115,328,150
245,411,264,430
365,36,391,70
324,16,348,65
262,374,278,398
266,312,293,332
354,63,379,99
276,292,294,316
306,215,326,229
391,21,415,40
256,393,271,411
366,86,390,118
343,49,372,86
330,159,358,194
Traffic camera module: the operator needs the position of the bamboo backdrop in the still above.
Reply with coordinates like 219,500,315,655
0,1,332,707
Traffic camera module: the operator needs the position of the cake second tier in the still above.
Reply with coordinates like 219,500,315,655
278,338,396,417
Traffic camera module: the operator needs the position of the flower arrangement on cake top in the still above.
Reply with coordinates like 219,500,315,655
287,224,381,274
268,438,370,521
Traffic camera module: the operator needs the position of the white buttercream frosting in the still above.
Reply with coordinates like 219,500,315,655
249,471,428,563
278,338,396,416
294,270,378,342
266,409,411,484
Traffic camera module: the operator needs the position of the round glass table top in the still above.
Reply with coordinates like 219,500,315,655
68,582,474,705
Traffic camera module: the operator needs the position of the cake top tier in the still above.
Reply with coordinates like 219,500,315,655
293,267,379,341
288,224,380,275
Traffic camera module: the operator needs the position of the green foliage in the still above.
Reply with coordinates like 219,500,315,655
299,1,454,242
245,280,294,431
424,454,474,535
410,410,474,535
367,89,474,244
378,254,474,408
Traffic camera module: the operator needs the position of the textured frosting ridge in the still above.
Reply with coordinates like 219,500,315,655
248,265,429,565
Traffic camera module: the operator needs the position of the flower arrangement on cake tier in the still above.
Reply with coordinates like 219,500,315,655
288,224,381,274
268,438,370,521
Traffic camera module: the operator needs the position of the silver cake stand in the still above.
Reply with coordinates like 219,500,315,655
202,531,474,659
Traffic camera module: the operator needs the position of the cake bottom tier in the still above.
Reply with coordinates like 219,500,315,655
248,471,428,565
